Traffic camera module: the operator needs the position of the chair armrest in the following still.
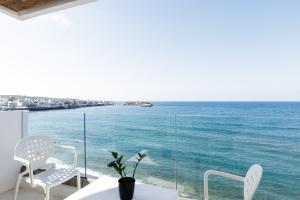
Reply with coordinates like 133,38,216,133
14,156,30,167
14,156,35,185
204,170,244,200
55,145,78,169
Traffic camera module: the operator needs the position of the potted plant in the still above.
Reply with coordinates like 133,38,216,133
107,151,147,200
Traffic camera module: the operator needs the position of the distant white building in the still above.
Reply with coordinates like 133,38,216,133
7,100,22,108
21,97,33,107
0,98,8,106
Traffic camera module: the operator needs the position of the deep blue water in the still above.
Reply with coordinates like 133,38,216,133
28,102,300,200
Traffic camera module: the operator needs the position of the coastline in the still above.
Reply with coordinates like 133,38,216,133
27,104,106,112
0,94,154,111
4,102,153,112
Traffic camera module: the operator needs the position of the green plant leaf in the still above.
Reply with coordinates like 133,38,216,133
117,155,123,164
111,151,118,159
107,161,116,168
140,154,147,159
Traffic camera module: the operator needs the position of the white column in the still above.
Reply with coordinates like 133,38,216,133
0,111,28,193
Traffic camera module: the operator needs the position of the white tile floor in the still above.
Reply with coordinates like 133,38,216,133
0,184,76,200
0,189,60,200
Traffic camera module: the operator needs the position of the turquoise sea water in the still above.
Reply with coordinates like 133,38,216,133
28,102,300,200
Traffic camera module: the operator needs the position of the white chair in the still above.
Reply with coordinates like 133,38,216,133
13,135,81,200
204,164,263,200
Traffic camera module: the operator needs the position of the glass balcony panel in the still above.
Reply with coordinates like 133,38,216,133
28,110,86,172
85,107,176,190
176,115,300,200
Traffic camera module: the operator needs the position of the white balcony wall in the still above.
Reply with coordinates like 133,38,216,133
0,111,28,193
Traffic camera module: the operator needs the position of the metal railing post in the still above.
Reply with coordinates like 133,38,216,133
84,113,87,179
175,114,178,190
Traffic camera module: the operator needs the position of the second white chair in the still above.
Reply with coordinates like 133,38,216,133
204,164,263,200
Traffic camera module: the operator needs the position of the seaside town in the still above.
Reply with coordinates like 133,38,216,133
0,95,153,111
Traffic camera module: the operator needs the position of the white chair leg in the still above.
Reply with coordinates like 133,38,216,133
45,187,50,200
77,173,81,190
204,171,209,200
13,175,22,200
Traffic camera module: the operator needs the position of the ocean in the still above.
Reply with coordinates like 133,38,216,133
28,102,300,200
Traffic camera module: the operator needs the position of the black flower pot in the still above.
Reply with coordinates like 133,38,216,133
118,177,135,200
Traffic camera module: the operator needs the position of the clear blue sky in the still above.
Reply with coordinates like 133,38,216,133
0,0,300,101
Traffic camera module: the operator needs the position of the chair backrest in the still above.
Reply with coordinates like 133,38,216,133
244,164,263,200
15,135,55,170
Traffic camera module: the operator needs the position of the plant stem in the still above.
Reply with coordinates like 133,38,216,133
123,169,127,178
132,162,138,178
